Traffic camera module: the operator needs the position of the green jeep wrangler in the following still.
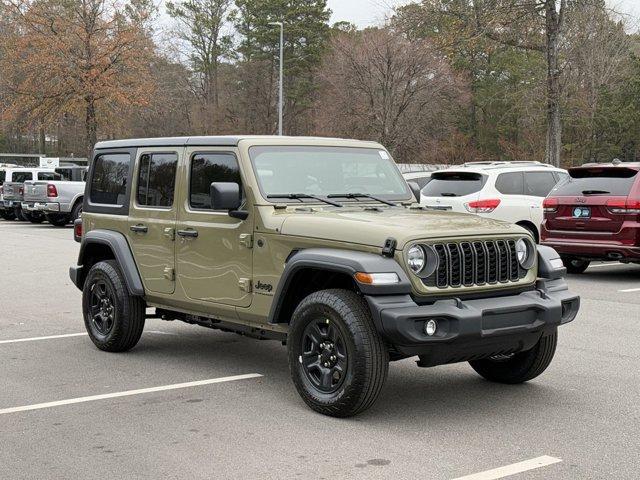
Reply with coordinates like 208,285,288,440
70,136,579,417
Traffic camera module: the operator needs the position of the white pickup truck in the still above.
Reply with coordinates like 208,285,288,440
22,166,86,226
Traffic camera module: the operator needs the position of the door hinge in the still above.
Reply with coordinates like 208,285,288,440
238,278,252,292
239,233,253,249
163,227,175,241
163,267,175,281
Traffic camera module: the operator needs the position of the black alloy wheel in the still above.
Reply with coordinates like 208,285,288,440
300,318,349,393
88,279,116,337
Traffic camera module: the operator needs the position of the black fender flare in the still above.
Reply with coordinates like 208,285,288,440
267,248,411,324
71,229,145,296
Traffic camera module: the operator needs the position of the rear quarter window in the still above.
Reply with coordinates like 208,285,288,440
90,153,131,206
421,172,486,197
551,168,638,196
495,172,524,195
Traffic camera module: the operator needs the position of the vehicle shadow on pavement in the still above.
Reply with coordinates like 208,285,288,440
125,326,562,425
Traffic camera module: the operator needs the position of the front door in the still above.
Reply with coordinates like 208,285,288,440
175,149,253,308
128,148,180,295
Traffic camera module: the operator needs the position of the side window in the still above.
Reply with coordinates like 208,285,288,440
13,172,33,182
495,172,524,195
38,172,62,181
0,171,5,185
190,152,241,210
525,171,558,197
136,153,178,207
90,153,131,205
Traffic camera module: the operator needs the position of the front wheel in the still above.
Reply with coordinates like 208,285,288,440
287,289,389,417
469,331,557,384
561,256,590,274
82,260,145,352
0,209,16,220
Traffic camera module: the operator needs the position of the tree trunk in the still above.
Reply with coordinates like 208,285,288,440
85,95,97,159
545,0,563,167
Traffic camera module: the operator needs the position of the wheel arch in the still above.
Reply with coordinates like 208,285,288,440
516,220,539,243
268,248,411,325
72,230,144,296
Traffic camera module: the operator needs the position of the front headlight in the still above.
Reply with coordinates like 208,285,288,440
516,238,535,269
407,245,425,273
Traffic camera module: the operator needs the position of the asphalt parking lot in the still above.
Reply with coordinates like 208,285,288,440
1,220,639,480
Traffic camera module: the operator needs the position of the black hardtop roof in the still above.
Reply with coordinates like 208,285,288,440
94,135,372,150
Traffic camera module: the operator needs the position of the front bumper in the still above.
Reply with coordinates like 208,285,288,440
365,277,579,364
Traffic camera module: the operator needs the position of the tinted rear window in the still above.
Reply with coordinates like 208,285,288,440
90,153,131,205
421,172,486,197
38,172,62,181
551,168,638,196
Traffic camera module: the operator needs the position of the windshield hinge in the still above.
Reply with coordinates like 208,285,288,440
382,238,397,258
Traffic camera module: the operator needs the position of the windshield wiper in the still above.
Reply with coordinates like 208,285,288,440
582,190,610,195
267,193,343,207
327,193,397,206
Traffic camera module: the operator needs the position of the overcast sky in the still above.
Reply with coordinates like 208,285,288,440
327,0,640,28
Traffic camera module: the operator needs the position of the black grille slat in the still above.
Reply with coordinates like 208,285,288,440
461,242,474,286
473,241,486,285
507,240,519,281
434,244,449,288
486,242,498,283
447,243,462,287
496,240,509,282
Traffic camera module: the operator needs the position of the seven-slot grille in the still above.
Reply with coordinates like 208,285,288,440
424,240,526,288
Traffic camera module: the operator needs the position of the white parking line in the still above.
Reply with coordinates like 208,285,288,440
0,373,262,415
0,330,176,345
619,287,640,293
451,456,562,480
588,263,628,269
0,332,87,344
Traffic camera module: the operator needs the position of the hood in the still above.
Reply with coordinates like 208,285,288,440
279,206,523,249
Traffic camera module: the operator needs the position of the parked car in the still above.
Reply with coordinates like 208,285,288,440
420,161,568,242
22,166,87,226
1,168,59,222
541,161,640,273
69,136,579,418
402,171,433,189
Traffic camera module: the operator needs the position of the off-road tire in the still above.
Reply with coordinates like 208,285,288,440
15,207,27,221
469,330,558,384
82,260,145,352
287,289,389,417
71,201,82,222
561,256,590,274
45,213,70,227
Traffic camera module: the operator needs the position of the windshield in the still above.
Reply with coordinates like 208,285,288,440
249,146,411,201
551,167,638,196
421,171,486,197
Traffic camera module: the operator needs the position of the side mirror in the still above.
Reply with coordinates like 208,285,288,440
210,182,247,219
407,181,421,203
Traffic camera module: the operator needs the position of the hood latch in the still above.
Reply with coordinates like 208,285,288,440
382,237,397,258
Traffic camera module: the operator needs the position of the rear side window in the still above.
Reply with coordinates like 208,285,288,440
421,172,486,197
136,153,178,207
495,172,524,195
38,172,62,181
552,168,638,196
90,153,131,205
12,172,32,182
0,171,5,185
524,171,557,197
190,152,241,209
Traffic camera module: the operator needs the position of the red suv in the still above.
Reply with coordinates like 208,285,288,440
541,162,640,273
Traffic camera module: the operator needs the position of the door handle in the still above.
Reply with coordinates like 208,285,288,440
177,229,198,238
130,224,148,233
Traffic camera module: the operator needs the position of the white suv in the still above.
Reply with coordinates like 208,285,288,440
419,161,568,242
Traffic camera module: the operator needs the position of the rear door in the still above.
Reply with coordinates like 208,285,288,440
127,148,180,295
420,171,485,212
546,166,639,234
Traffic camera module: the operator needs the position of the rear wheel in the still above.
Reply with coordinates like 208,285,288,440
82,260,145,352
469,331,557,384
0,210,16,220
15,207,27,221
287,289,389,417
45,213,70,227
561,256,590,274
71,201,82,222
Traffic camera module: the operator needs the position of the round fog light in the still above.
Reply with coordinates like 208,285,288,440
425,319,437,336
